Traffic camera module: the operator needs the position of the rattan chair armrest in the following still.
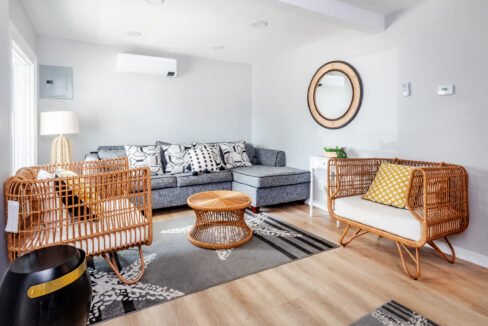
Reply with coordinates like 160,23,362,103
407,166,468,228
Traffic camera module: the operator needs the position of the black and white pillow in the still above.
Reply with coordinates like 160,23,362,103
194,143,224,170
161,144,193,174
219,141,252,169
124,145,163,175
187,147,218,173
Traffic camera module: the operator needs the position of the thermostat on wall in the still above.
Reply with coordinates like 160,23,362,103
437,84,454,96
402,82,411,97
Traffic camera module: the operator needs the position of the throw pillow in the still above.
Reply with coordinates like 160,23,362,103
36,169,71,221
187,147,219,173
125,145,163,175
362,163,415,209
219,141,252,169
55,169,99,219
161,143,193,174
194,143,225,170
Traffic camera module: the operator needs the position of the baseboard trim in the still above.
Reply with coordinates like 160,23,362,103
307,200,328,212
428,242,488,268
306,200,488,268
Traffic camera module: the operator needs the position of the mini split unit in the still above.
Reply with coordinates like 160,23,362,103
117,53,177,77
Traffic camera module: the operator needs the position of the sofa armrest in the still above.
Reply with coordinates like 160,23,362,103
85,152,99,161
254,148,286,167
407,166,469,232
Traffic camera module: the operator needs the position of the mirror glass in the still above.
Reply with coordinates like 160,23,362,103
315,71,353,120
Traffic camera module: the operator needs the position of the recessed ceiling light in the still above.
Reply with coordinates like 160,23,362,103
127,31,142,37
251,20,269,28
145,0,164,4
212,45,225,50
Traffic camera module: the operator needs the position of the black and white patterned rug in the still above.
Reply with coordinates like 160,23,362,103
87,210,337,324
352,300,438,326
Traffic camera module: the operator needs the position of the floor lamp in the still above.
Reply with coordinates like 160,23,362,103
40,111,79,164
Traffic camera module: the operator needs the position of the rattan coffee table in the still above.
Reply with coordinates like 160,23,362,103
187,190,252,249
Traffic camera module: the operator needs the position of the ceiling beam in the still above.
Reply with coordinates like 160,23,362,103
276,0,385,33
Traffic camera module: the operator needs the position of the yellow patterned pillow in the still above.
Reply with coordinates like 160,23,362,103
362,163,414,208
55,168,100,218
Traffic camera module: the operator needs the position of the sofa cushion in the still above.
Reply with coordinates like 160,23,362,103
161,143,193,174
125,145,163,175
151,175,177,190
232,166,310,188
187,147,219,173
176,170,233,187
334,195,421,241
194,143,225,170
98,149,126,160
219,141,252,168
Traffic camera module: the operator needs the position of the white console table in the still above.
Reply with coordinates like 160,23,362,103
309,155,340,227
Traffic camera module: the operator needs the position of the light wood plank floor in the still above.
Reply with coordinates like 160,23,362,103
101,204,488,326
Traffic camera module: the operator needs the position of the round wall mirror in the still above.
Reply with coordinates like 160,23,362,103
307,61,362,129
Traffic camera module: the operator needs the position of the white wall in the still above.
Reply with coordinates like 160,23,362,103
252,0,488,261
37,37,253,163
9,0,36,51
0,0,11,274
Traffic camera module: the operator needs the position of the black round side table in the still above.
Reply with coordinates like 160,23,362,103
0,245,92,326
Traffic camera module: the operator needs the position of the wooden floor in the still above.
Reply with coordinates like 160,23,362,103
102,204,488,326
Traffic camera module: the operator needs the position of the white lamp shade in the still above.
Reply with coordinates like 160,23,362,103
40,111,79,135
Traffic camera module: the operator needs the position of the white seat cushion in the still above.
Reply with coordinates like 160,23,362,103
334,196,422,241
37,198,149,254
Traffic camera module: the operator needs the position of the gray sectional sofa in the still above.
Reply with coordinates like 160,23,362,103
86,143,310,212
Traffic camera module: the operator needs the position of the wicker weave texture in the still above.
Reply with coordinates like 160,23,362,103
4,157,153,261
327,158,469,247
187,191,252,249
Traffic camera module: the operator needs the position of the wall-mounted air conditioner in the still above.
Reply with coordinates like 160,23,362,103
117,53,177,77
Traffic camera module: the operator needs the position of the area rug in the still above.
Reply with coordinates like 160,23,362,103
352,300,438,326
87,210,337,324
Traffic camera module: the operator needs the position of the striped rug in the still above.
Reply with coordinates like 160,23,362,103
87,210,337,324
353,300,438,326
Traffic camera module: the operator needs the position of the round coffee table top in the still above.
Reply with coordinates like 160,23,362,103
187,190,251,211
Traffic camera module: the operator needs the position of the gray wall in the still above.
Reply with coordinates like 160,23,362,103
37,36,253,163
0,0,11,275
252,0,488,260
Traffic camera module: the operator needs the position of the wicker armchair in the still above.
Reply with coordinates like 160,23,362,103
327,158,469,279
4,157,153,284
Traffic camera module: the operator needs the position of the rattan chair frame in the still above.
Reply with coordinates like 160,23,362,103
327,158,469,280
4,157,153,284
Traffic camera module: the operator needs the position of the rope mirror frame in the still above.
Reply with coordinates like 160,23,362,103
307,61,363,129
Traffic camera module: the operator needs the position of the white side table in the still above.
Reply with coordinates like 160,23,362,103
309,155,340,227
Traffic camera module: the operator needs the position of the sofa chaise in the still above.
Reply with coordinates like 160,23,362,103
86,143,310,212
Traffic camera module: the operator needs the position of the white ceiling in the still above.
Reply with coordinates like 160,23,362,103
338,0,425,15
21,0,424,64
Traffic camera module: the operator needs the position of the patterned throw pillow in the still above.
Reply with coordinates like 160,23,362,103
362,163,415,209
161,144,193,174
219,141,252,169
194,143,224,170
125,145,163,175
187,148,218,173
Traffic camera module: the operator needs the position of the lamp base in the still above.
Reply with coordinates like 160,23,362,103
50,135,72,164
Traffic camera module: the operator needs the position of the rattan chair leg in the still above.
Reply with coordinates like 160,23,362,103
428,237,456,264
102,246,145,285
339,225,368,247
396,242,421,280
